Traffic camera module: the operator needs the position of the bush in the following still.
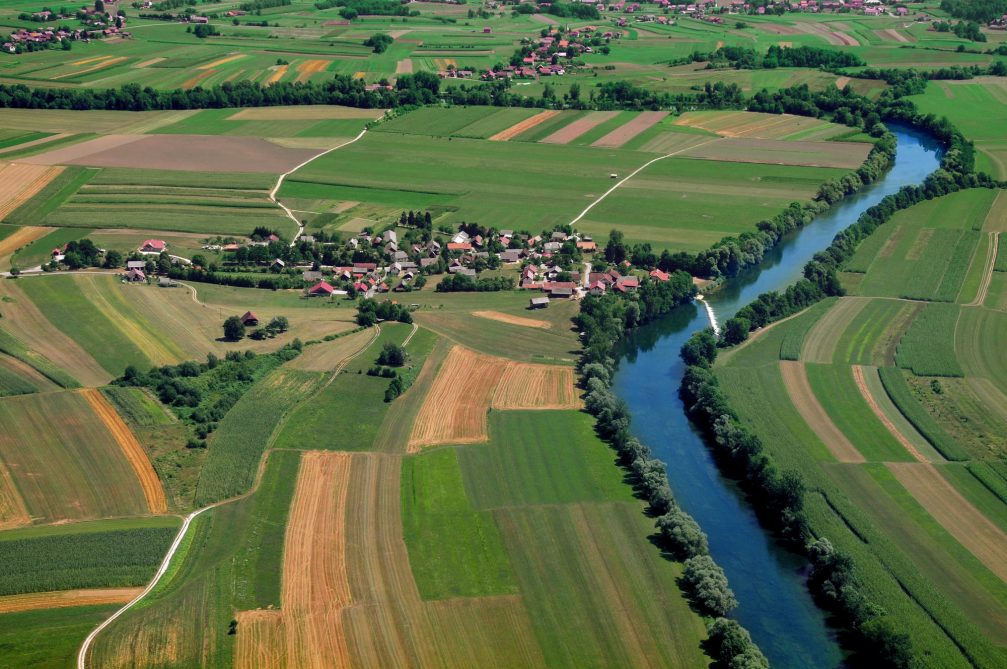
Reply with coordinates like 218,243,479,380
656,508,709,560
223,316,245,341
682,555,737,616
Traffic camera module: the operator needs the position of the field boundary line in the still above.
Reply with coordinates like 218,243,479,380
568,137,721,227
851,365,927,463
270,121,379,247
967,231,998,307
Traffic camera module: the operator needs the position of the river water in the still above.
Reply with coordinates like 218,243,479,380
611,125,942,668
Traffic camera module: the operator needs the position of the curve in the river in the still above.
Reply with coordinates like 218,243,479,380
612,124,942,669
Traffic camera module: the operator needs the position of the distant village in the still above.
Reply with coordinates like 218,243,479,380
5,0,128,53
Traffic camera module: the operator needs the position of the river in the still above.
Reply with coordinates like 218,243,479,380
610,125,942,668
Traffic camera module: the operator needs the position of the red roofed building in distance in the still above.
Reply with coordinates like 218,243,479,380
140,239,166,253
649,269,670,282
308,280,335,296
447,242,472,252
240,311,259,326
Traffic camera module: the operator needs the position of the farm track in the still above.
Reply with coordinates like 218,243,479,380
779,361,865,463
968,231,999,307
850,365,927,463
568,137,721,227
80,388,168,513
887,462,1007,583
271,126,373,247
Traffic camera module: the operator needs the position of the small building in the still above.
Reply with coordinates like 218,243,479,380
240,311,259,326
158,276,176,287
271,258,286,270
124,268,146,282
649,269,670,282
530,296,550,309
127,260,146,270
308,280,336,296
140,239,166,253
577,240,597,252
302,270,323,282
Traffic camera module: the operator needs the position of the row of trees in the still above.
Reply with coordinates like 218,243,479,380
355,298,412,326
576,276,767,668
688,44,864,71
434,274,514,292
678,340,910,667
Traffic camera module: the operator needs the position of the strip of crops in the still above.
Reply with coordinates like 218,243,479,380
69,195,278,209
934,230,980,302
0,526,177,595
895,304,964,377
4,166,96,226
89,169,275,190
0,326,79,388
877,367,968,460
995,244,1007,273
0,364,37,396
778,298,837,361
966,462,1007,507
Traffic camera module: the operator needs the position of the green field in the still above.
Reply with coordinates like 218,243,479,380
91,450,302,668
0,516,179,595
0,605,120,669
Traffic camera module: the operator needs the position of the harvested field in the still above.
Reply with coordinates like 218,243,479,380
0,164,64,220
539,111,619,145
0,588,140,614
0,457,29,530
407,346,507,449
228,106,383,121
851,366,926,463
795,21,859,46
52,56,127,80
395,58,413,74
592,111,668,148
26,134,320,174
266,65,288,85
0,226,53,260
488,110,561,142
237,451,354,669
198,54,245,71
876,28,911,43
888,462,1007,583
182,70,216,90
296,59,330,83
133,57,165,68
81,388,167,514
491,363,579,410
779,361,865,463
286,329,372,372
674,110,840,140
471,310,551,329
801,297,869,363
0,281,109,387
681,136,870,169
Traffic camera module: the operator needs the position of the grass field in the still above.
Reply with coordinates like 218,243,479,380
0,604,120,669
0,390,158,524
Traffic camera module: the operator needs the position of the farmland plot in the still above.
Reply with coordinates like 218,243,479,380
0,391,155,523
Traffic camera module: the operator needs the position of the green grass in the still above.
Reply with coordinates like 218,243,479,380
374,106,502,137
0,605,120,669
956,307,1007,396
273,323,416,452
0,362,38,397
4,167,97,227
896,303,964,377
458,410,635,509
877,367,968,461
806,363,914,462
777,299,839,361
938,463,1007,536
0,131,52,150
195,368,322,506
832,298,915,366
101,386,175,427
0,516,180,596
401,447,518,600
17,275,152,376
92,451,301,668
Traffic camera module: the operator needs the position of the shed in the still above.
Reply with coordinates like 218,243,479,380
530,296,550,309
240,311,259,326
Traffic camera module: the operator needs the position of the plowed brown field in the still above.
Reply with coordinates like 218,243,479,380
488,111,560,142
296,59,330,83
81,388,167,513
0,164,63,219
471,310,551,329
592,111,668,148
0,587,140,614
492,363,579,410
888,462,1007,583
780,361,865,463
539,111,618,145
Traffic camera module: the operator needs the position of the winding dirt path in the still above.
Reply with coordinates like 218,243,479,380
968,231,999,307
568,137,720,227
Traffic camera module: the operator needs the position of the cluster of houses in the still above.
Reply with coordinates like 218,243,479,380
989,15,1007,30
492,26,618,80
4,2,128,51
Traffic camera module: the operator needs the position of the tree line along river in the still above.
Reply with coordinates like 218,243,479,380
611,125,942,668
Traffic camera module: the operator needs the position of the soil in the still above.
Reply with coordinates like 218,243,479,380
779,361,866,463
489,111,561,142
539,111,619,145
592,111,668,148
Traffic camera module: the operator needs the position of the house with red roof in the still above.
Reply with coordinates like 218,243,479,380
308,280,335,296
649,269,670,282
240,311,259,326
140,239,167,253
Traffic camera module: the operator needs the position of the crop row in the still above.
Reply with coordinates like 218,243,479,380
895,304,964,377
0,526,176,595
877,367,969,460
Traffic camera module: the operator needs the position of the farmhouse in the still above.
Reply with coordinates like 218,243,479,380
308,280,335,296
139,239,167,253
240,311,259,326
124,268,146,282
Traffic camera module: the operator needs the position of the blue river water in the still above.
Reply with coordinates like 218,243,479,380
610,125,942,668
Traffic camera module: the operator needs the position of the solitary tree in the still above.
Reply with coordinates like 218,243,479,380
223,316,245,341
377,342,405,367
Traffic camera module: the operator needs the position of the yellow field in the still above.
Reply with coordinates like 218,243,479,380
0,164,64,220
